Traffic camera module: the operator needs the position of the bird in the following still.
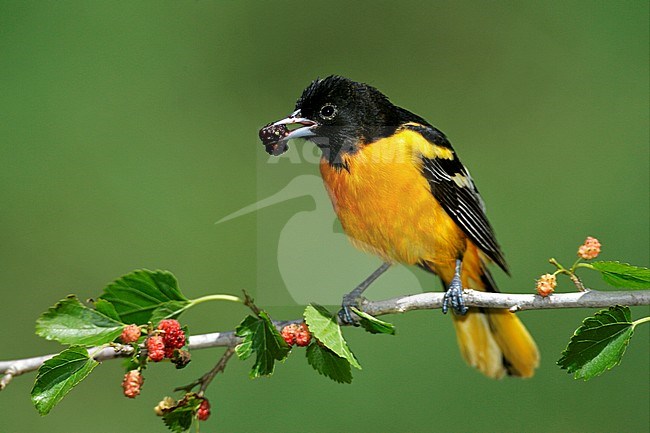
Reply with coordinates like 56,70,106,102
259,75,539,379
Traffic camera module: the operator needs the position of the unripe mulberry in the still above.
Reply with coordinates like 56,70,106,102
120,324,141,344
154,396,175,416
122,370,143,398
536,273,557,297
280,324,300,346
294,323,312,347
147,335,165,362
578,237,601,260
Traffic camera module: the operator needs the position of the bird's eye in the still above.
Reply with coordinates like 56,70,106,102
319,104,337,120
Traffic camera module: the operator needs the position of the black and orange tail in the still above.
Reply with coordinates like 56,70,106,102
427,243,539,379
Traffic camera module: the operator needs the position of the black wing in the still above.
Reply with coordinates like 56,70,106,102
403,122,509,273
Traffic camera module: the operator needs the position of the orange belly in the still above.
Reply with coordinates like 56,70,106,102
320,129,467,269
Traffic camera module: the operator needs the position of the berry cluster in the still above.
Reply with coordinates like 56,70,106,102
121,319,190,400
158,319,187,359
146,319,187,362
280,323,311,347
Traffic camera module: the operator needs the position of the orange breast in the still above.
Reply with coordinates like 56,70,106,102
319,129,467,268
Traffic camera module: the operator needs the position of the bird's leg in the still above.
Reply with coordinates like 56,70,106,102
338,262,392,325
442,259,468,315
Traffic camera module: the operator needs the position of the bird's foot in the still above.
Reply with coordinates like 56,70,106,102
337,262,391,325
337,292,365,326
442,274,468,316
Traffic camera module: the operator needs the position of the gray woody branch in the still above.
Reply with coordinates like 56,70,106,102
1,288,649,389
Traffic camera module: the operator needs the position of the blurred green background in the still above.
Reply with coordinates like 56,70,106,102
1,1,648,432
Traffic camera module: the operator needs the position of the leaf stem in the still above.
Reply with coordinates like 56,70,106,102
190,294,243,307
241,290,261,316
548,258,588,291
632,316,650,327
568,258,580,271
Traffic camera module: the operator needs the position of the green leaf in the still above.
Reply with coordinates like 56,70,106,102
234,316,256,361
93,299,121,322
350,307,396,335
162,406,195,433
557,306,635,380
306,342,352,384
303,304,361,370
100,269,190,325
36,296,125,346
162,394,203,433
150,301,191,325
590,261,650,289
123,356,141,372
235,312,291,378
31,346,99,415
234,339,253,360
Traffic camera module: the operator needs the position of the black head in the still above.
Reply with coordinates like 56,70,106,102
264,76,403,167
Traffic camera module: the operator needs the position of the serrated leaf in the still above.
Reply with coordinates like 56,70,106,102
36,296,125,346
150,301,191,325
162,395,203,433
350,307,396,335
162,406,194,433
234,340,253,360
31,346,99,415
235,330,253,361
234,315,258,361
558,306,634,380
306,342,352,383
303,304,361,370
100,269,189,325
93,299,121,322
235,312,291,378
590,261,650,289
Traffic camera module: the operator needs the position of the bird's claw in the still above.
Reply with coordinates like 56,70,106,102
338,293,364,326
442,276,468,316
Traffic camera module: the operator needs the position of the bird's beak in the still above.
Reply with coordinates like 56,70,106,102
259,110,318,155
272,110,318,140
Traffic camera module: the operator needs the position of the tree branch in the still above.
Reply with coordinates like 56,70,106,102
361,288,650,315
174,346,237,395
1,288,648,389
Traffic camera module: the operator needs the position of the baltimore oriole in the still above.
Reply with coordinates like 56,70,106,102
260,75,539,378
